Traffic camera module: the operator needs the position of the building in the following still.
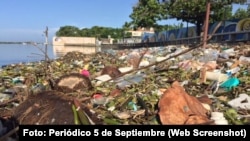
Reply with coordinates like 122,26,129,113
118,27,155,44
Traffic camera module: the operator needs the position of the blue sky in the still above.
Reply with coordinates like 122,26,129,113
0,0,248,43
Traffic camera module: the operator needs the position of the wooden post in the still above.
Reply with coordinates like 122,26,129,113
203,0,211,48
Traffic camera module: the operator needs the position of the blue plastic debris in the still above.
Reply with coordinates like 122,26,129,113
220,77,240,91
128,101,137,111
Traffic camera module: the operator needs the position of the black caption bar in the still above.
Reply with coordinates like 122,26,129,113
19,125,250,139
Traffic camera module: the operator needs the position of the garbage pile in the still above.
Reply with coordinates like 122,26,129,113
1,42,250,130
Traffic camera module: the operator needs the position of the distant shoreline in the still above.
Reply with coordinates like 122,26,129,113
0,42,26,44
0,42,42,45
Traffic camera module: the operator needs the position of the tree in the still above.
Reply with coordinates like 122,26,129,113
56,26,81,37
56,25,126,40
163,0,244,36
129,0,167,31
247,5,250,17
122,21,133,30
81,28,91,37
233,8,248,19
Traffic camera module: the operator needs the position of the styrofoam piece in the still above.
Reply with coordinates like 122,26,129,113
139,60,150,67
156,57,167,62
119,66,133,73
211,112,224,118
225,62,233,67
169,66,179,69
228,94,250,110
119,55,127,60
93,74,112,86
94,74,112,81
205,71,229,83
222,48,234,54
214,119,228,125
239,56,250,64
210,112,228,125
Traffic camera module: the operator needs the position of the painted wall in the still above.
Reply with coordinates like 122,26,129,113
142,18,250,42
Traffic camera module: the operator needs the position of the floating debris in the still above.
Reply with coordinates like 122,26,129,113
0,43,250,131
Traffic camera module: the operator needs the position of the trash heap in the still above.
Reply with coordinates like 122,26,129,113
1,42,250,130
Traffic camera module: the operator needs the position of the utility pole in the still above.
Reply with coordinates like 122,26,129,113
44,26,49,75
203,0,211,48
44,26,48,45
44,26,48,61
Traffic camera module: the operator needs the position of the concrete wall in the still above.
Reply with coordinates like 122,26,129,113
53,36,96,45
52,37,97,58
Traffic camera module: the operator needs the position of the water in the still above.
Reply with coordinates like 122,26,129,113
0,44,55,67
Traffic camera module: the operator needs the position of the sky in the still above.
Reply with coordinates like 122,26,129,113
0,0,248,43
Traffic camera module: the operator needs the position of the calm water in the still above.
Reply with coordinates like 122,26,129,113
0,44,55,67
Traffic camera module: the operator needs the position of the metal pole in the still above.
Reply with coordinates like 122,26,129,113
203,0,211,48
